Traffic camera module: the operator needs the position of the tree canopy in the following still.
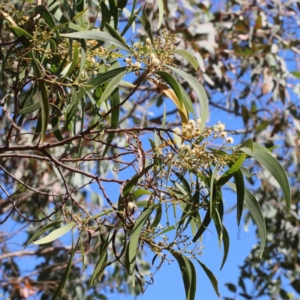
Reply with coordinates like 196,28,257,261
0,0,298,299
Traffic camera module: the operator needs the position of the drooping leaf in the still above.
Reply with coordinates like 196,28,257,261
60,43,79,78
233,169,245,226
138,6,156,51
171,251,197,300
155,71,183,108
220,225,229,270
125,205,155,272
192,207,212,242
196,258,220,297
31,54,49,142
157,0,164,30
174,49,199,70
167,66,209,132
33,222,75,245
240,142,291,215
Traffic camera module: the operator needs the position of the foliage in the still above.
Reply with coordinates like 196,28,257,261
0,0,297,299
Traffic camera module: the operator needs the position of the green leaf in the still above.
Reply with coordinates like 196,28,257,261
167,66,208,132
240,142,291,215
228,183,266,257
196,259,220,297
105,23,131,52
61,31,131,53
217,154,246,186
9,26,33,39
118,164,153,212
100,2,111,31
52,235,80,299
18,101,40,115
121,0,143,37
210,165,219,218
174,49,199,70
233,169,245,226
102,88,120,156
192,207,212,242
155,71,183,108
138,6,156,52
157,0,164,30
31,55,49,142
220,225,229,270
23,220,63,249
171,252,197,300
40,7,59,37
33,222,75,245
244,189,266,258
151,204,162,228
99,70,127,106
125,205,155,272
132,189,152,199
60,43,79,78
239,138,254,155
157,225,176,236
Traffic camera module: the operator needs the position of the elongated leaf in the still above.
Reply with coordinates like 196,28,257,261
90,247,108,286
217,154,246,186
239,138,254,155
240,142,291,215
52,235,80,299
105,23,131,52
167,66,209,132
100,2,111,31
244,188,266,257
196,259,220,297
172,252,197,300
132,189,152,199
9,26,33,39
220,225,229,270
157,225,175,236
99,70,127,106
155,71,183,108
148,77,188,123
119,164,153,212
151,204,162,228
174,49,199,70
31,55,49,142
139,6,156,51
192,207,212,242
40,6,59,37
24,220,63,249
18,101,40,115
125,205,155,272
121,1,143,37
179,83,195,115
233,169,245,226
33,222,75,245
253,143,290,215
210,165,219,218
61,43,79,78
228,183,266,257
102,88,120,156
157,0,164,30
61,31,131,53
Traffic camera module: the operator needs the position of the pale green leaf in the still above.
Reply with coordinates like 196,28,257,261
99,70,127,106
174,49,199,70
157,0,164,30
167,66,208,132
24,220,63,249
61,31,131,53
33,222,75,245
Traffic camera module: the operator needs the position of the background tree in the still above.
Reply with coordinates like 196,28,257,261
0,0,297,299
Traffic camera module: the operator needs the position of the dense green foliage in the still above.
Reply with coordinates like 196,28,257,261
0,0,298,299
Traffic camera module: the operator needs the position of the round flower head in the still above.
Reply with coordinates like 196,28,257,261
220,131,227,138
188,119,196,129
145,38,151,45
216,121,225,132
151,58,161,66
226,137,234,144
173,127,181,135
196,118,201,125
133,61,141,69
